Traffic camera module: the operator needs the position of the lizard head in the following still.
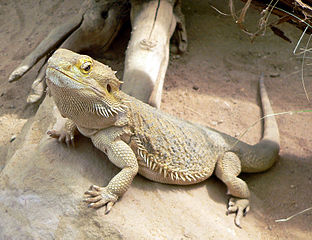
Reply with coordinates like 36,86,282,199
46,48,127,118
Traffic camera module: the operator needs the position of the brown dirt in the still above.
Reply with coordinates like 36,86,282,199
0,0,311,239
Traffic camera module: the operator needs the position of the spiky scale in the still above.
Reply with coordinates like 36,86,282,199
163,168,167,178
148,160,153,168
107,108,113,116
180,174,186,181
175,172,179,180
185,175,191,181
152,163,157,171
189,174,196,181
138,149,144,159
170,172,174,181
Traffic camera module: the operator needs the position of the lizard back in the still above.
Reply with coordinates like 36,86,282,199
125,95,225,184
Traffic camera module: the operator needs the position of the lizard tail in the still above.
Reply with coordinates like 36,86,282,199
259,73,280,146
240,74,280,173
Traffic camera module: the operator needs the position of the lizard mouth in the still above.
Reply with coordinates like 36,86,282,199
47,67,106,97
47,67,85,86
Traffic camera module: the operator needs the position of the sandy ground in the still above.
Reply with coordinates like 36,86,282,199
0,0,312,239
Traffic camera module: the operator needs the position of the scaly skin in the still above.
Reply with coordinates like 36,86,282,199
45,49,280,227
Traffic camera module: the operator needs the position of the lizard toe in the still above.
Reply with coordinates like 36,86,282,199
47,129,75,147
88,199,108,208
84,190,101,197
105,202,114,214
83,195,102,203
47,130,58,138
84,185,118,213
89,184,102,191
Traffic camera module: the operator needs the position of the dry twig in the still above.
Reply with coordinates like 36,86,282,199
275,207,312,222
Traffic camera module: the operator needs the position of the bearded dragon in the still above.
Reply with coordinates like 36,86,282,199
45,48,280,227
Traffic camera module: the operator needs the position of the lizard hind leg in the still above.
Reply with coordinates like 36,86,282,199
215,151,250,228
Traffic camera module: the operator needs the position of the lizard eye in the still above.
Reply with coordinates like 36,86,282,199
80,61,92,73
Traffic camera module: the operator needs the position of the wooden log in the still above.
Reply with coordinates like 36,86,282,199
122,0,177,109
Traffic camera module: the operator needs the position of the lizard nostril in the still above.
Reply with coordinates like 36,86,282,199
65,65,71,71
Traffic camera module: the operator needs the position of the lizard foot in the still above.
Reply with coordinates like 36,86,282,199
47,129,75,147
84,185,118,214
226,197,250,228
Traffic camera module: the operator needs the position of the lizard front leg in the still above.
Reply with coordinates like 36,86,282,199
84,130,138,214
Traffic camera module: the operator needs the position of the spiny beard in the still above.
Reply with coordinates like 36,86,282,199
92,100,128,118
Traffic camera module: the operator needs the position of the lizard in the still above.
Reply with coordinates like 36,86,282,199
45,48,280,227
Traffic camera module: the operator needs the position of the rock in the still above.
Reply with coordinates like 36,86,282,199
192,85,199,91
0,97,122,240
269,72,280,78
10,135,16,142
0,96,264,239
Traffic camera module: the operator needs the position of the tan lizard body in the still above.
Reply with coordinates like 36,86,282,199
46,49,280,227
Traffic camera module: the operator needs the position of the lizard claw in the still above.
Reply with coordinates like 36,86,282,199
226,197,250,228
84,185,118,214
47,129,75,147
